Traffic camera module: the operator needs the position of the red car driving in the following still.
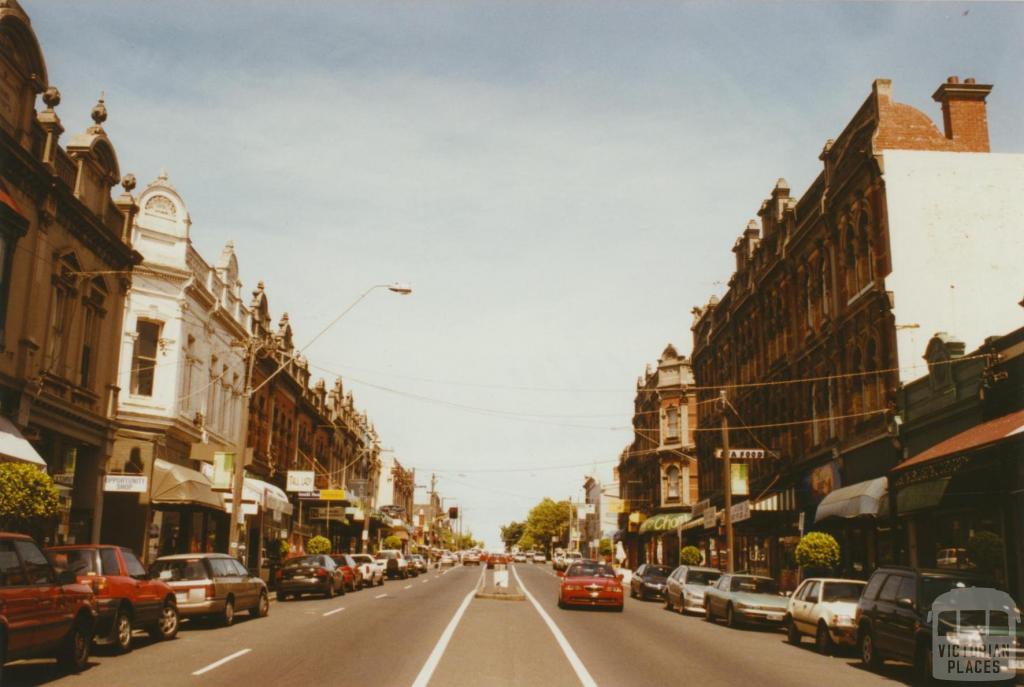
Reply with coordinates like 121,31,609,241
557,560,624,612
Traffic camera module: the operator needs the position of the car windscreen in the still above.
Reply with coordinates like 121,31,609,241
566,563,616,578
686,570,720,586
822,581,865,603
151,558,208,581
285,556,320,568
732,577,778,594
47,549,98,575
920,576,995,610
376,551,397,559
646,565,671,578
352,555,372,564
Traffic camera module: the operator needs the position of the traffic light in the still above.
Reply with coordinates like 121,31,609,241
448,506,459,520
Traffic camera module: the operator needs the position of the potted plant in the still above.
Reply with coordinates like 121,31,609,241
679,545,703,566
307,535,332,555
794,531,840,579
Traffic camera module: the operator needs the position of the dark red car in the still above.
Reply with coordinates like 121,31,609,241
0,533,96,681
558,560,624,612
330,554,363,592
47,544,178,652
486,553,510,569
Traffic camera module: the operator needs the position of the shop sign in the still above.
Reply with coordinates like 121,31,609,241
730,500,751,523
103,475,148,493
606,499,627,514
319,488,346,501
286,470,315,492
309,507,347,522
212,452,234,490
731,463,749,496
298,490,321,500
715,448,768,460
693,499,710,515
578,503,595,515
703,507,717,529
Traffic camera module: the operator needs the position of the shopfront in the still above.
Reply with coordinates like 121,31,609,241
638,512,690,567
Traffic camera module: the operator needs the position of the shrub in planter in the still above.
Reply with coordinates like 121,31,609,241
679,545,702,566
795,532,840,572
306,535,332,555
0,463,60,540
382,535,403,550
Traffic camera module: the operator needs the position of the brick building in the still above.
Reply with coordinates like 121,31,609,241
690,77,1023,588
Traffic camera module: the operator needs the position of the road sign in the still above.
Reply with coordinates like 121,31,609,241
730,500,751,523
286,470,315,492
715,448,768,460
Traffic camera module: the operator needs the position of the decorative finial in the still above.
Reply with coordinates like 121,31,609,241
91,93,107,127
121,174,136,192
42,86,61,110
158,167,168,181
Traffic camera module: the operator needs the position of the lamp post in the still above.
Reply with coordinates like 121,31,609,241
227,283,411,560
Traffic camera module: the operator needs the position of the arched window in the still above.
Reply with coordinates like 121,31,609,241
46,252,80,377
665,465,681,501
79,277,107,388
820,252,831,318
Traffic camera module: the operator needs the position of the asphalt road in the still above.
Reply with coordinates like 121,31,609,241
6,562,1003,687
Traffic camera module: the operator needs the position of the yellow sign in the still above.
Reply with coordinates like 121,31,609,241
606,500,628,514
319,489,347,501
628,511,646,524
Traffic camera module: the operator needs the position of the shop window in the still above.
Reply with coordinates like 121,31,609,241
130,320,161,396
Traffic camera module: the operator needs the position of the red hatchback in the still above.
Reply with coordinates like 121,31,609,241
330,554,363,592
47,545,178,652
557,561,624,612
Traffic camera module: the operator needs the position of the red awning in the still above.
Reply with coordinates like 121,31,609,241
895,408,1024,470
0,179,26,220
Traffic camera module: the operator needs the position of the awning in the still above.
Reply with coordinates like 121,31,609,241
896,408,1024,470
244,478,294,516
897,477,951,514
0,416,46,467
151,459,224,511
638,512,691,535
815,477,888,523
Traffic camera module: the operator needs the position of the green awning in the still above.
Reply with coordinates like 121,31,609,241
896,477,950,514
638,512,691,535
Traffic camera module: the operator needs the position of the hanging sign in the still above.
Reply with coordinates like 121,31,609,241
212,452,234,490
730,500,751,523
715,448,767,460
286,470,315,492
703,507,717,530
731,463,749,496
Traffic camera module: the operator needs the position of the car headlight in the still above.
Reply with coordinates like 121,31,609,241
609,586,623,593
832,615,855,627
564,585,582,591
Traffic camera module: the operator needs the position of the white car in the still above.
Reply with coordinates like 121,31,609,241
532,552,546,564
664,565,721,614
351,553,385,587
513,552,527,563
440,553,457,567
375,549,410,579
785,577,867,653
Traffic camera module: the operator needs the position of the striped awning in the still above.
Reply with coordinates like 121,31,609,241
638,512,691,535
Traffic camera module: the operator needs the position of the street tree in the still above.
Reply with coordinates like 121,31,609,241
500,521,526,550
523,498,571,555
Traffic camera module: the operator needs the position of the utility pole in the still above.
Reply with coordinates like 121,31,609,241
229,337,259,562
719,389,734,573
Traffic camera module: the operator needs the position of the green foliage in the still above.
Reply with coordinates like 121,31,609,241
276,539,290,558
598,538,613,557
306,535,332,555
381,535,403,550
522,498,571,553
0,463,60,538
967,531,1003,574
500,521,526,550
679,545,702,566
517,532,536,551
795,532,840,570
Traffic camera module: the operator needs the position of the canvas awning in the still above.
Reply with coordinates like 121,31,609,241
0,416,46,467
244,478,294,516
895,408,1024,470
638,512,691,535
151,459,224,510
815,477,888,523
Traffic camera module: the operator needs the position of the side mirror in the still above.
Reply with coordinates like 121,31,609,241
56,569,78,586
897,597,915,610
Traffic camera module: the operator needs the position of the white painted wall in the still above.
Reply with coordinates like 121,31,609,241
882,150,1024,379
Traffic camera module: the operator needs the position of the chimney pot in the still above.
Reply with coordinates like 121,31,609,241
965,77,976,84
947,76,960,84
931,77,992,152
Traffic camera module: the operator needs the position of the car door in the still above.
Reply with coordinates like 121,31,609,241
0,540,38,657
710,575,729,615
889,575,919,661
796,581,820,633
122,548,161,624
873,573,905,655
633,565,646,595
790,580,809,627
230,559,259,609
13,540,65,649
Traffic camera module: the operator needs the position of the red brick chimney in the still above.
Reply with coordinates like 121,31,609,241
931,76,993,152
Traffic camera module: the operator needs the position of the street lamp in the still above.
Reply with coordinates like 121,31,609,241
227,282,412,559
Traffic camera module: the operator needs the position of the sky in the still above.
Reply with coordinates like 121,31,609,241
25,1,1024,549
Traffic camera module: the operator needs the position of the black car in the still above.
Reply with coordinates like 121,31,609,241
856,565,997,680
276,555,345,600
629,564,672,601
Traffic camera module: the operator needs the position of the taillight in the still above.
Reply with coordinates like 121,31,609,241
316,568,328,578
204,583,215,599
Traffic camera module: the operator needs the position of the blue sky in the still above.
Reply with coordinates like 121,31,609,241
26,1,1024,547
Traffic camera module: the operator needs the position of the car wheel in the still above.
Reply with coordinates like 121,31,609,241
253,590,269,618
664,595,673,611
816,622,833,655
860,628,882,669
615,604,624,613
914,642,934,683
222,598,235,627
725,604,738,628
558,598,566,609
57,619,90,673
112,608,132,653
326,581,336,599
785,616,801,645
150,602,179,640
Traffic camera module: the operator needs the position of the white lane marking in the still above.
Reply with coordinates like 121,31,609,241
191,648,252,676
512,566,598,687
322,606,345,617
376,593,388,599
421,579,428,583
404,584,412,589
410,568,484,687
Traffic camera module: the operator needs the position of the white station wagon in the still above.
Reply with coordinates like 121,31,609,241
785,577,867,653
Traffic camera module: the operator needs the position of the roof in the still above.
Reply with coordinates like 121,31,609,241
896,408,1024,470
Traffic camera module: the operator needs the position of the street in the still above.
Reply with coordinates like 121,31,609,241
6,564,925,687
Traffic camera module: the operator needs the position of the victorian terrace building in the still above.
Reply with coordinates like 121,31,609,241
690,77,1023,589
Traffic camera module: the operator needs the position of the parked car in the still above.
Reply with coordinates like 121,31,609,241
630,563,672,601
330,554,363,592
785,577,866,653
554,551,583,573
704,573,788,628
532,552,547,564
856,565,998,679
47,544,179,652
440,553,457,567
664,565,721,614
150,553,269,624
376,549,411,579
0,533,96,680
408,554,428,575
350,553,385,587
462,551,481,566
277,555,345,599
558,561,624,612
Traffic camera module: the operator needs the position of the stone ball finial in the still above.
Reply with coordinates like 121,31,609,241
42,86,61,110
91,96,108,126
121,174,137,192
